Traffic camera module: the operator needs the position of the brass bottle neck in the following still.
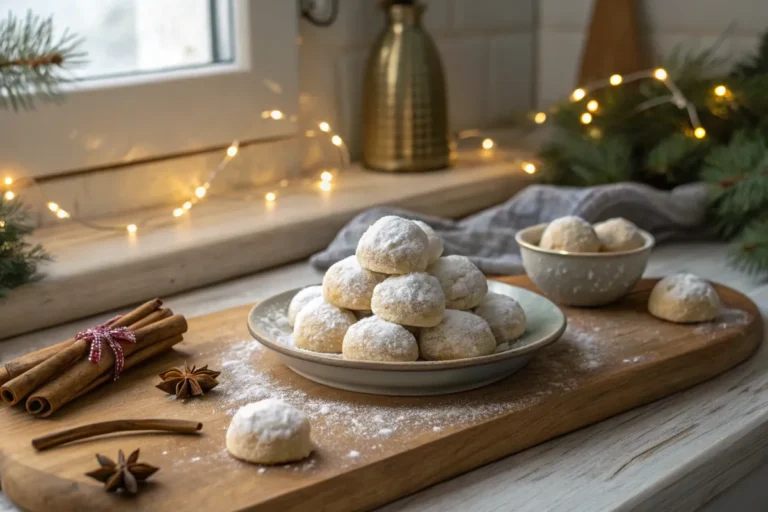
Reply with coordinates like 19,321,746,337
387,5,424,25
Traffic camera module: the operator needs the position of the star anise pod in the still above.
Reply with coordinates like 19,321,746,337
156,363,221,399
85,449,158,494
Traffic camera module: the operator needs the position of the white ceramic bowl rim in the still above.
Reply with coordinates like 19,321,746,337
248,284,567,372
515,222,655,257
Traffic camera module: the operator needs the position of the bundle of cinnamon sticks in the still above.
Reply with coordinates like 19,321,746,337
0,299,187,417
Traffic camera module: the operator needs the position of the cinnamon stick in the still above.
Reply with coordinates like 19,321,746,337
27,316,187,417
32,334,185,418
0,300,164,406
32,419,202,451
0,299,162,389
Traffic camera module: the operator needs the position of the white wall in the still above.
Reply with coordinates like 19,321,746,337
299,0,536,157
536,0,766,107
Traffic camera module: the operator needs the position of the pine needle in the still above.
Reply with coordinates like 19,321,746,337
0,10,85,111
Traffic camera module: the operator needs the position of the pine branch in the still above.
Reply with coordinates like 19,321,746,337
0,11,85,112
0,195,51,298
730,217,768,277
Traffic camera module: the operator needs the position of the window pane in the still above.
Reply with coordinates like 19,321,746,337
0,0,234,79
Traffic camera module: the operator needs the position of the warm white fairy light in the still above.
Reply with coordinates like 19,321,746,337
195,186,207,198
320,171,333,182
694,127,706,139
3,177,11,186
589,127,603,139
319,122,331,132
714,85,728,97
269,110,284,120
609,74,623,86
4,191,14,200
580,113,593,125
571,88,586,101
586,100,599,112
183,201,192,210
173,208,184,217
522,162,536,174
0,220,4,228
534,112,547,124
265,192,277,202
331,135,343,146
126,224,138,234
56,209,69,219
47,202,59,212
226,145,238,157
481,138,494,150
653,68,668,81
319,181,332,192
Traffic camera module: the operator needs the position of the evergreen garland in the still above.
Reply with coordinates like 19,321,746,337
0,195,50,297
539,31,768,277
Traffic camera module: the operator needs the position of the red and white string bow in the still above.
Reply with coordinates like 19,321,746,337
75,316,136,380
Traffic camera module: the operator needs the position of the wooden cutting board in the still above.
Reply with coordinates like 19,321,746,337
0,276,762,512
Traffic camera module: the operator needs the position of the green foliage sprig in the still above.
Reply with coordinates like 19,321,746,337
0,10,84,111
0,195,50,297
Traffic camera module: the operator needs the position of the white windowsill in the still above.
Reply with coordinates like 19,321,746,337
0,158,534,339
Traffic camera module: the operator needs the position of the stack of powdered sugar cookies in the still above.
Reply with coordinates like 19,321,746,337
288,215,527,362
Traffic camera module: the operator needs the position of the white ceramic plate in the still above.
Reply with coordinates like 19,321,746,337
247,280,567,396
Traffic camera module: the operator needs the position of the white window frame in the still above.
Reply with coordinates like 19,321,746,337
2,0,299,178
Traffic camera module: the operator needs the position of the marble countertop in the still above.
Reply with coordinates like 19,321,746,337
1,243,766,511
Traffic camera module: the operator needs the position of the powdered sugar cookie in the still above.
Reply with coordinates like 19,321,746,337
226,399,312,464
419,310,496,360
413,220,444,265
648,273,720,323
342,316,419,362
293,297,356,353
473,292,526,344
356,216,429,274
594,218,644,252
323,255,387,310
428,255,488,310
287,286,323,328
371,272,445,327
539,216,600,253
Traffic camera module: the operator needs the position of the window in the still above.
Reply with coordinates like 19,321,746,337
1,0,298,178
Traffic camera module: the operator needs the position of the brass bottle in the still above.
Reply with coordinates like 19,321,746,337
362,1,452,172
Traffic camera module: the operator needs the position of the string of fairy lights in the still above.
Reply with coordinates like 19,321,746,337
1,110,349,234
2,109,538,236
529,67,729,141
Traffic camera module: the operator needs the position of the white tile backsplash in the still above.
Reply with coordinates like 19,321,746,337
453,0,534,31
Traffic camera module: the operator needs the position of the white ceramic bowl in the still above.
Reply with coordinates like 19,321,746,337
247,281,566,396
515,223,655,307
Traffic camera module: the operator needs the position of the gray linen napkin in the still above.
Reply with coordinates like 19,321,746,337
310,182,711,275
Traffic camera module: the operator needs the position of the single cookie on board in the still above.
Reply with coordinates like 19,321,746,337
342,316,419,362
293,297,356,353
371,273,445,327
428,255,488,310
226,399,313,465
323,255,387,310
356,216,429,274
413,220,444,265
594,218,645,252
648,273,720,323
539,216,601,253
473,292,526,344
287,286,323,328
419,310,496,360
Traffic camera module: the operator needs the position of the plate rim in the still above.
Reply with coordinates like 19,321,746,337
247,280,567,372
